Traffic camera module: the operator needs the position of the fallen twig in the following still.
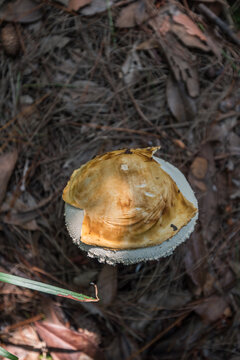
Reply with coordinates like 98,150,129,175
198,3,240,47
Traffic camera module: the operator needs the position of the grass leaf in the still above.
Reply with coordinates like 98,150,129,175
0,272,99,302
0,346,18,360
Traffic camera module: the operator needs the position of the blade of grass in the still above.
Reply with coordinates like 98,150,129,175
0,346,18,360
0,272,99,303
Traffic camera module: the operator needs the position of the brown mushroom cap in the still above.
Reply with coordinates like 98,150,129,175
63,147,197,255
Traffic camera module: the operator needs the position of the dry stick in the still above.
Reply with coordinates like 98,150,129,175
127,88,154,127
69,121,162,139
198,3,240,47
126,312,190,360
3,314,44,333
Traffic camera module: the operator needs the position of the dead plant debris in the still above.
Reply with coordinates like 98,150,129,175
0,0,239,359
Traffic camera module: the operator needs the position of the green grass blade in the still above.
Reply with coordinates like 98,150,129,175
0,272,99,303
0,346,18,360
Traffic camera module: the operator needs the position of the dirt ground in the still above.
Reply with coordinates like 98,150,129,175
0,0,240,359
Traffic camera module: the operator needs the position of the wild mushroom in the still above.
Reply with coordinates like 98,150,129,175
63,147,198,265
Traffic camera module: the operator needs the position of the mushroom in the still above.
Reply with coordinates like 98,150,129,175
63,147,198,265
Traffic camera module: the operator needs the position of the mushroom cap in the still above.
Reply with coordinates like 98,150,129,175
63,148,198,265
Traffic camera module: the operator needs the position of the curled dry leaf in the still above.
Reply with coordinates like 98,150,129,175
0,0,43,23
0,150,18,206
166,75,197,122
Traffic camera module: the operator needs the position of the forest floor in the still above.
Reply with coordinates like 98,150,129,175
0,0,240,359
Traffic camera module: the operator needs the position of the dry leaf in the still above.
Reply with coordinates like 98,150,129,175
172,139,186,149
97,264,117,305
192,179,207,192
68,0,92,11
188,144,219,242
0,150,18,206
190,157,208,179
166,75,197,122
135,0,149,25
173,12,207,42
35,322,102,360
5,326,41,360
149,3,219,97
80,0,114,16
171,23,210,51
194,295,229,323
116,0,148,28
136,38,158,50
150,10,200,98
184,231,208,291
3,211,39,230
116,2,138,28
0,0,43,23
121,49,142,85
40,36,70,55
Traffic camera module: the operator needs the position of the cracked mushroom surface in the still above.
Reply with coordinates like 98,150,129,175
63,147,198,265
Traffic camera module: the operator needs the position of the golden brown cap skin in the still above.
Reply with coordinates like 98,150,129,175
63,148,197,250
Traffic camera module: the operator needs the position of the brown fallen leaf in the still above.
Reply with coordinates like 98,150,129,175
80,0,115,16
97,264,117,306
166,74,197,122
172,138,186,149
136,38,158,50
4,326,41,360
0,0,43,23
194,295,230,323
35,321,102,360
116,0,148,28
149,8,200,98
184,230,208,293
0,150,18,206
174,13,207,41
116,2,138,28
188,144,219,243
68,0,92,11
3,211,39,230
171,23,210,51
192,179,207,192
190,156,208,179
